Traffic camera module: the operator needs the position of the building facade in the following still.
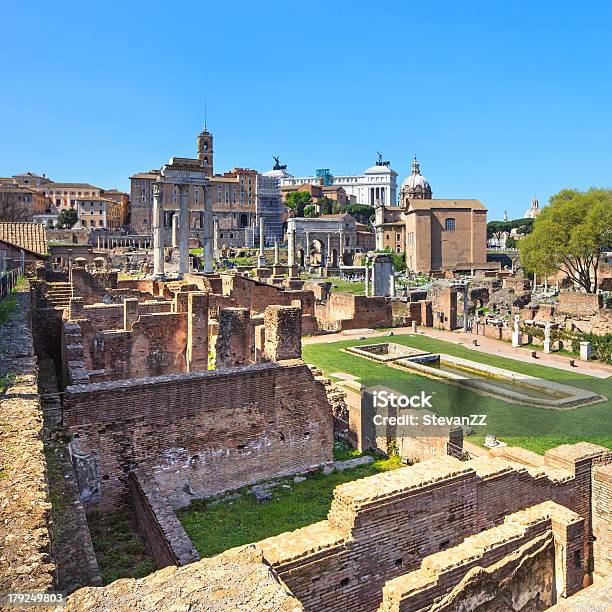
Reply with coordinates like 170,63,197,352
76,196,123,229
280,155,399,207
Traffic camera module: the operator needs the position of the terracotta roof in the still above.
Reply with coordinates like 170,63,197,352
0,222,48,257
406,199,486,211
74,195,117,203
130,171,160,180
44,182,99,190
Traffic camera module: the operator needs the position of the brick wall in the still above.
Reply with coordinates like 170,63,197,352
557,291,603,317
264,305,302,361
316,293,392,331
256,443,609,612
378,502,584,611
63,362,333,510
592,462,611,577
129,469,199,568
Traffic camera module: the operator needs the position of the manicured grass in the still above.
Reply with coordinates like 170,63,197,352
303,334,612,455
177,453,402,558
87,509,156,585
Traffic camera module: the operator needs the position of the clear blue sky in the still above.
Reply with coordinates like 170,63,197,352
2,0,611,220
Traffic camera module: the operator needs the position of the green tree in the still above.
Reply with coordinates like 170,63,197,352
304,204,318,218
486,220,511,242
56,207,78,229
285,191,312,217
519,188,612,293
343,203,375,225
316,197,334,215
505,236,517,249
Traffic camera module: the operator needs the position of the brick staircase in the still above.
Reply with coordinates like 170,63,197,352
45,282,73,308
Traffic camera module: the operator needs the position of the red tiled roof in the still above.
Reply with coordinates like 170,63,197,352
0,222,48,257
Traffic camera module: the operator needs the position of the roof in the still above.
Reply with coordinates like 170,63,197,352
130,171,161,180
406,198,486,211
74,195,118,203
319,213,352,220
44,182,99,190
0,222,48,257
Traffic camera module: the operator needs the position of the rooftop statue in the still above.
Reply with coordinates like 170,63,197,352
273,155,287,171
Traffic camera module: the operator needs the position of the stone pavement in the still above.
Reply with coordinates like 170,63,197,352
303,326,612,379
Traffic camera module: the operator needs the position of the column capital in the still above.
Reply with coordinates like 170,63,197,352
177,183,189,194
153,181,163,197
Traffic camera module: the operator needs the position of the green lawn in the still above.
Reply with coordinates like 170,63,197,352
327,278,365,294
177,452,401,558
303,334,612,454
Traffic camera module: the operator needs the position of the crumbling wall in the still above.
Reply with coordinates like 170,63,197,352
257,444,608,612
0,288,55,594
215,307,252,367
129,469,199,569
70,267,118,304
378,501,582,611
62,362,334,510
264,305,302,361
592,462,611,577
557,291,603,318
316,293,392,330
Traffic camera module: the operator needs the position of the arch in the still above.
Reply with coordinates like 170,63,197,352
311,238,325,266
296,248,305,267
239,213,248,228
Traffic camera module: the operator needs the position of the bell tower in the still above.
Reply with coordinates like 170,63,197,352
197,127,213,177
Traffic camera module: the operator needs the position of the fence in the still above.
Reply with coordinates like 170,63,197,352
0,269,19,302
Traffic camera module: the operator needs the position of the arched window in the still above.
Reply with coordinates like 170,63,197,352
445,218,456,231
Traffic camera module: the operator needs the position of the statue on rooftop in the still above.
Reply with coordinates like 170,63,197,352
273,156,287,171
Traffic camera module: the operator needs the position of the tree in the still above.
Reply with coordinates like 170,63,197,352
0,186,30,222
56,207,78,229
316,197,334,215
285,191,312,217
519,188,612,293
505,236,517,249
304,204,318,218
486,220,511,242
343,203,375,225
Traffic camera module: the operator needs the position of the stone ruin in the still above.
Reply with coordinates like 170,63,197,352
2,266,611,611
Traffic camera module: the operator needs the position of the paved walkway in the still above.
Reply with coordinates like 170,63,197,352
303,326,612,379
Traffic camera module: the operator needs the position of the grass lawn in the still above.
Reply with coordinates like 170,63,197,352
177,451,401,558
327,278,365,295
303,334,612,455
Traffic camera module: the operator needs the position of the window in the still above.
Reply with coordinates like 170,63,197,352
445,218,456,231
396,233,401,241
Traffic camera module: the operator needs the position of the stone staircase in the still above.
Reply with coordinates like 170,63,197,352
45,282,73,308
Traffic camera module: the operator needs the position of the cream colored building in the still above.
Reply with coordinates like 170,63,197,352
76,196,123,229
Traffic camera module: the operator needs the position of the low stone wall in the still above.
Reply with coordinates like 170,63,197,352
129,469,199,568
557,291,603,318
316,293,392,331
0,288,55,593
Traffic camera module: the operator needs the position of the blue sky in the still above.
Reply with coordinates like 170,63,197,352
2,0,612,220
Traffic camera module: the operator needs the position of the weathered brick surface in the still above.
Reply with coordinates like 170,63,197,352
378,501,584,611
264,305,302,361
256,444,609,612
557,291,603,318
0,289,55,593
316,293,392,331
65,545,303,611
63,362,333,510
215,307,251,367
129,469,199,568
592,462,612,577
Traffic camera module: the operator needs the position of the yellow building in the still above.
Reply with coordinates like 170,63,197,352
76,196,123,229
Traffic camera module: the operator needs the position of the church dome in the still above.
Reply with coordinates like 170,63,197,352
524,196,541,219
400,157,432,199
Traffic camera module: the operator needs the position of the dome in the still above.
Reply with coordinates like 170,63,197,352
400,157,432,198
524,196,541,219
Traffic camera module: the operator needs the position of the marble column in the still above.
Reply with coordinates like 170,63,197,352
152,181,165,278
213,217,219,258
202,191,213,273
339,230,345,264
274,240,279,265
288,228,296,266
257,218,266,267
305,232,310,266
327,233,332,268
178,184,190,275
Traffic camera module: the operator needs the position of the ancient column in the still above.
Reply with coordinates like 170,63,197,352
327,233,332,268
339,230,345,265
178,184,190,275
305,232,310,266
543,322,552,354
213,217,219,258
152,181,165,278
202,189,213,273
257,217,266,267
274,240,279,265
287,227,296,266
